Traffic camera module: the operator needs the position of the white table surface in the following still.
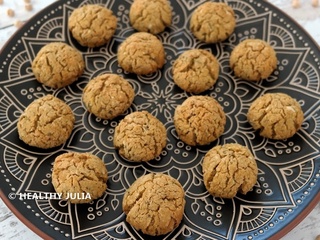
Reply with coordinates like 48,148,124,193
0,0,319,239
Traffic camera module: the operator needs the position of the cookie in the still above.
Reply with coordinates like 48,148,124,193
202,143,258,198
117,32,165,75
190,2,236,43
230,39,278,81
113,111,167,162
68,4,117,47
17,95,75,149
52,152,108,204
247,93,304,140
82,73,135,120
129,0,172,34
172,49,220,93
32,42,85,88
174,96,226,146
122,173,185,236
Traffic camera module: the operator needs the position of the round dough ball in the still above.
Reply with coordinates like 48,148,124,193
172,49,219,93
117,32,165,75
247,93,304,139
17,95,75,149
230,39,277,81
190,2,236,43
113,111,167,162
68,4,117,47
82,74,135,120
129,0,172,34
202,143,258,198
52,152,108,204
32,42,85,88
174,96,226,146
122,173,185,236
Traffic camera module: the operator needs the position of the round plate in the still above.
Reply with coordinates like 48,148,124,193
0,0,319,239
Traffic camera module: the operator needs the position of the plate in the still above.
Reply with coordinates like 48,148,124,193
0,0,319,239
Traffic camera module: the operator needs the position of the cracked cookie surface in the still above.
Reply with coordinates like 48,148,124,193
52,152,108,204
122,173,185,236
82,73,135,120
174,96,226,146
32,42,85,88
117,32,165,75
202,143,258,199
190,2,236,43
247,93,304,139
68,4,117,47
172,49,220,93
230,39,277,81
129,0,172,34
113,111,167,162
17,95,75,149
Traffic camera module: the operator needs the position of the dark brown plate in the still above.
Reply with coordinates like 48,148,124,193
0,0,319,239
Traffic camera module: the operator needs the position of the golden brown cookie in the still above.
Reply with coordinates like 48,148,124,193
113,111,167,162
190,2,236,43
129,0,172,34
172,49,220,93
52,152,108,204
122,173,185,236
68,4,117,47
17,95,75,149
174,96,226,146
247,93,304,140
202,143,258,198
117,32,165,75
230,39,278,81
32,42,85,88
82,73,135,120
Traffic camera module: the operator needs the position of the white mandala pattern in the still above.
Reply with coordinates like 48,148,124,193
0,0,319,239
